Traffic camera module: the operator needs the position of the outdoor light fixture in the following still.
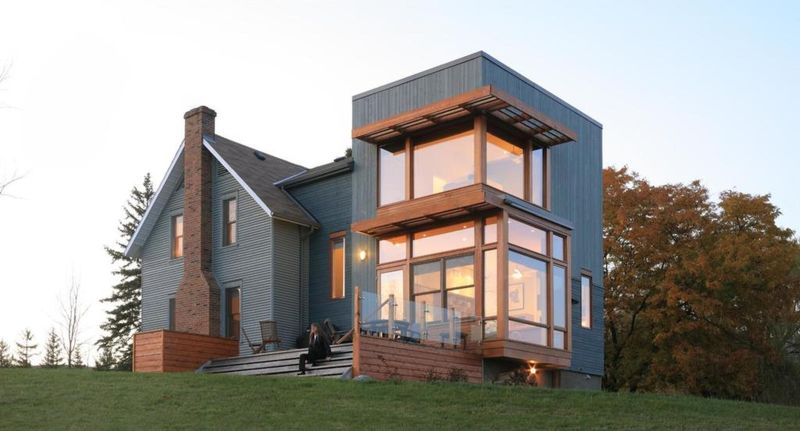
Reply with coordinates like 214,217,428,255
358,249,367,261
528,361,537,376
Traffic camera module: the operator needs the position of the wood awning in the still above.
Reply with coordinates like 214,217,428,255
352,85,577,146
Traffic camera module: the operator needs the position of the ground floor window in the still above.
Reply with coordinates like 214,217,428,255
226,287,240,339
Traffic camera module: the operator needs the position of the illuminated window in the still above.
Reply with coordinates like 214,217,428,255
413,130,474,198
483,216,498,244
331,234,345,299
379,269,405,320
412,255,475,323
171,214,183,258
412,222,474,257
226,287,240,339
379,142,406,206
223,198,237,246
553,265,567,329
581,275,592,328
508,218,547,255
486,131,524,198
378,235,406,264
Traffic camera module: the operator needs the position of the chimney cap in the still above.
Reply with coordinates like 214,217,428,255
184,106,217,119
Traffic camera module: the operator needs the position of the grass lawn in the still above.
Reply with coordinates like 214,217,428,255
1,369,798,430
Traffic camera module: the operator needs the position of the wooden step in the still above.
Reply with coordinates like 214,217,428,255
197,343,353,378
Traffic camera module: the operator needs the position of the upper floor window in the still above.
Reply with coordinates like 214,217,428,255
486,131,524,198
377,117,548,209
171,214,183,258
330,233,346,299
413,129,474,198
379,142,406,206
223,197,237,246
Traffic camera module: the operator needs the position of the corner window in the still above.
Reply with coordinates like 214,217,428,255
330,234,346,299
226,287,240,339
412,255,475,323
412,222,474,258
581,274,592,328
223,197,237,246
379,142,406,206
486,131,524,198
379,235,407,264
413,129,474,198
171,214,183,258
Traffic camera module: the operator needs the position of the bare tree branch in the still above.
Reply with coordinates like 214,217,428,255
58,275,89,368
0,171,24,198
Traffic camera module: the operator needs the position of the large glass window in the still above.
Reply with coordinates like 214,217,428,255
412,222,474,257
508,251,548,325
379,235,406,264
581,275,592,328
531,147,545,206
330,235,345,299
226,287,240,339
379,142,406,206
483,249,497,339
508,218,547,255
413,262,442,323
379,270,405,320
486,132,524,197
171,214,183,258
223,197,237,246
413,130,474,198
412,255,475,323
553,265,567,329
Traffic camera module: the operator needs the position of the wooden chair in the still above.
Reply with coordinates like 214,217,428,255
242,320,281,354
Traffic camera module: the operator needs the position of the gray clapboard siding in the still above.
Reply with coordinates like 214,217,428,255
351,52,604,377
141,182,184,332
286,170,353,331
272,220,304,348
211,160,274,356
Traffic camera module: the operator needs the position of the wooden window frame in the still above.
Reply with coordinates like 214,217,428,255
580,271,592,329
222,196,238,247
330,231,347,300
375,115,551,210
171,213,184,259
225,286,241,340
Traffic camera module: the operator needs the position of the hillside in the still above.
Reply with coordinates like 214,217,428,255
1,369,798,430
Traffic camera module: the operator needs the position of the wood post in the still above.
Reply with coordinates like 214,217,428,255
353,286,361,376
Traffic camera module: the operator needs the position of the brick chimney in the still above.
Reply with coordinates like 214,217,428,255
174,106,221,336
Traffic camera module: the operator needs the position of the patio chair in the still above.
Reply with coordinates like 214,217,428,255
242,320,281,354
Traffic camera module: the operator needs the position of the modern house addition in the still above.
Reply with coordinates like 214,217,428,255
127,52,603,389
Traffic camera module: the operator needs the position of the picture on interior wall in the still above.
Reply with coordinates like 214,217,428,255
509,283,524,312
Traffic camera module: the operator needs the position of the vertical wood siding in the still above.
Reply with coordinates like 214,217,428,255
286,171,353,330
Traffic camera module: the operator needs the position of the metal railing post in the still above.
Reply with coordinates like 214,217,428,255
387,294,395,340
449,307,457,346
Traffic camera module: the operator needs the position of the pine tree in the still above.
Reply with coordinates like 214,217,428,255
98,174,153,371
0,339,12,368
72,348,85,368
42,328,63,368
15,329,37,368
95,345,115,371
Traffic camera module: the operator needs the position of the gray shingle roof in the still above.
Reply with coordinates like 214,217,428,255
206,134,319,228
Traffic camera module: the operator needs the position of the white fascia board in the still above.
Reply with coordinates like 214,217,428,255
124,141,185,258
203,138,274,217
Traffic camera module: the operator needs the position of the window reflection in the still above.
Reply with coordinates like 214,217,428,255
508,218,547,255
509,320,547,346
379,270,405,320
379,142,406,206
486,132,524,198
581,275,591,328
508,251,547,325
552,234,565,261
412,222,474,257
553,265,566,328
483,216,497,244
413,130,474,198
379,235,406,264
531,147,544,206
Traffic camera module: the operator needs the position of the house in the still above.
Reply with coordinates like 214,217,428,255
127,52,603,389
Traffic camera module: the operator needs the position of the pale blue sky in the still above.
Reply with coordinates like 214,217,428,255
0,1,797,361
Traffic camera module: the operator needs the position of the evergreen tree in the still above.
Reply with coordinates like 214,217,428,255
72,348,85,368
42,328,63,368
14,329,37,368
0,339,11,368
98,174,153,370
95,345,115,371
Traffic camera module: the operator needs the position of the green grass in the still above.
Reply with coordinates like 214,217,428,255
1,369,798,430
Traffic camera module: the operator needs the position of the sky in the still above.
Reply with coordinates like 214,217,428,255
0,1,798,364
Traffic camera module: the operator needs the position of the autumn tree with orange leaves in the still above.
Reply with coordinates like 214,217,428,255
603,167,800,404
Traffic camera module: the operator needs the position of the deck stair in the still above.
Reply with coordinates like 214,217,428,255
197,343,353,378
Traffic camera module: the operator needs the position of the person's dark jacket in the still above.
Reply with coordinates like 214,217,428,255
307,332,331,361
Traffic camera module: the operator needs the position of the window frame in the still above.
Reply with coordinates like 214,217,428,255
171,213,184,259
580,271,592,329
375,116,550,210
225,285,241,340
222,195,238,247
167,296,176,331
330,232,346,300
410,252,477,323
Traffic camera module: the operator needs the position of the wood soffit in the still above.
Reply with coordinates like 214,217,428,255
352,86,578,146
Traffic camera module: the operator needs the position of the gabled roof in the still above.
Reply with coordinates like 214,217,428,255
124,135,319,258
276,156,353,188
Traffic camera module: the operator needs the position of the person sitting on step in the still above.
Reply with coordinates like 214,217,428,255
298,322,331,375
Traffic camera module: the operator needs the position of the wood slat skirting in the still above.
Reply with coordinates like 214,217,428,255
356,335,483,383
133,330,239,373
